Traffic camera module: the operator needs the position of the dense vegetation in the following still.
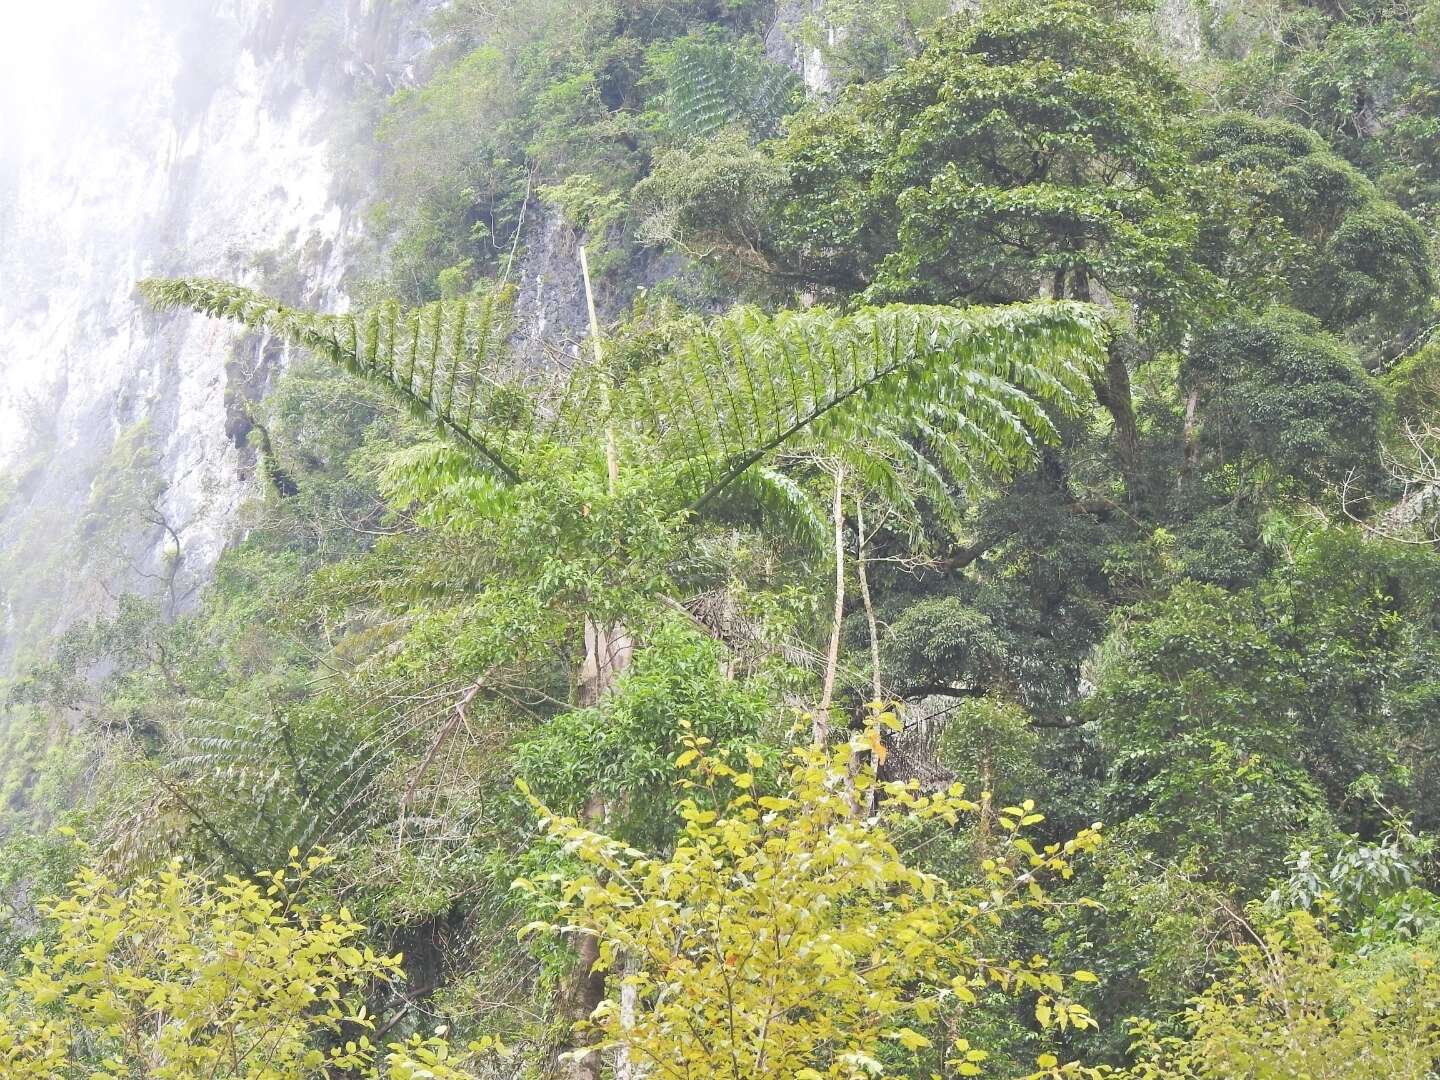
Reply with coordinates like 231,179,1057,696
4,0,1440,1076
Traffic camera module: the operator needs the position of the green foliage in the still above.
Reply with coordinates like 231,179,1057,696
368,0,778,295
1122,912,1440,1079
369,42,527,294
934,698,1043,812
142,278,1106,515
884,597,1007,694
1269,826,1440,946
632,300,1106,508
1092,581,1323,888
12,2,1440,1075
1193,113,1434,351
0,831,81,969
633,129,790,268
1385,337,1440,421
1185,308,1386,489
876,483,1118,716
777,0,1207,326
538,173,627,236
650,35,801,143
140,280,524,480
0,849,518,1079
1091,528,1440,887
796,0,952,88
518,716,1105,1078
514,618,772,847
0,850,403,1077
1220,0,1440,226
375,437,690,627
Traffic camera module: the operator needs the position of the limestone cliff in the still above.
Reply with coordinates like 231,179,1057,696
0,0,437,672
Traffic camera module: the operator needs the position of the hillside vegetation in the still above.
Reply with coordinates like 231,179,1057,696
3,1,1440,1077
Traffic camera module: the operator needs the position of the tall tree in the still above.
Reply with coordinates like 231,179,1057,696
773,0,1212,502
1193,113,1434,359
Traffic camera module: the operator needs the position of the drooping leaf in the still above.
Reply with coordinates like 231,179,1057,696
617,300,1107,509
139,278,527,481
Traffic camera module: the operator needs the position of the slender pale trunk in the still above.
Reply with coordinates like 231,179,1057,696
816,464,846,745
581,246,620,495
855,497,881,703
556,248,633,1080
616,957,639,1080
576,246,632,706
575,246,635,706
852,495,881,814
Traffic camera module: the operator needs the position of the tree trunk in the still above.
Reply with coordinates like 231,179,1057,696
554,246,633,1080
1178,386,1199,498
855,497,882,704
576,617,634,708
554,617,634,1080
1066,269,1143,506
816,464,846,744
556,930,607,1080
616,957,639,1080
1091,344,1143,507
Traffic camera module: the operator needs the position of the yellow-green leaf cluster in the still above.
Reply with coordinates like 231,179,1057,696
1120,911,1440,1080
0,852,406,1078
517,715,1104,1080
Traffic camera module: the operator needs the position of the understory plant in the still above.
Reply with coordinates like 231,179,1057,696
517,713,1105,1080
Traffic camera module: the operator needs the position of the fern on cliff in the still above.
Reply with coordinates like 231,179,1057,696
656,37,804,144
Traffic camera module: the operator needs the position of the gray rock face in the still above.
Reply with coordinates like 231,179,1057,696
0,0,436,671
765,0,833,95
511,205,591,370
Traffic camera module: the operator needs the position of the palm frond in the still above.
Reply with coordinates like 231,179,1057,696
144,281,1106,523
621,301,1107,510
140,278,527,482
156,698,391,867
710,464,830,551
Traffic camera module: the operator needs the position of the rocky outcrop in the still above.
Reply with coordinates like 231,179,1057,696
765,0,833,95
511,205,592,370
0,0,438,670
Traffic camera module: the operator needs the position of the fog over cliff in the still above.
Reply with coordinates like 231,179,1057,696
0,1,435,670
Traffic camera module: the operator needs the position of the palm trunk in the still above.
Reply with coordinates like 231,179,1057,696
853,495,881,814
855,497,881,703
